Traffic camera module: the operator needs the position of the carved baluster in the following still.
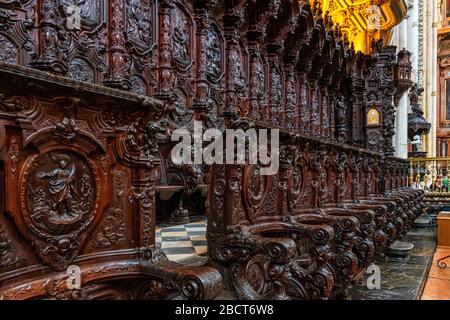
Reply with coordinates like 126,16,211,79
222,11,241,122
352,77,365,147
320,86,329,138
309,79,320,135
298,70,310,133
284,59,298,130
156,0,174,96
30,0,67,74
104,0,130,89
129,170,156,250
247,34,264,121
268,53,283,126
193,7,209,121
328,92,336,139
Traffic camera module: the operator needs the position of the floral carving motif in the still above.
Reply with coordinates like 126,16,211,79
93,170,127,248
0,226,22,269
0,34,17,64
68,58,94,82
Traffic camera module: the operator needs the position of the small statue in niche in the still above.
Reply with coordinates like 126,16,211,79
409,83,425,117
126,0,151,44
335,95,346,124
71,0,92,19
409,83,423,106
410,134,423,152
173,16,190,65
206,29,221,79
37,154,78,220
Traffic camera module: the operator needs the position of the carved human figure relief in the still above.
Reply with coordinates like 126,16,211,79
230,47,246,91
36,155,78,221
126,0,152,45
206,28,221,80
172,9,190,66
25,152,95,228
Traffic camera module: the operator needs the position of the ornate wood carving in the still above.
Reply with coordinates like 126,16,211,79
0,0,423,300
0,63,222,299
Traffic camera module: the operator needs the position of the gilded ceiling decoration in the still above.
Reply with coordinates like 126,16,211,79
317,0,408,53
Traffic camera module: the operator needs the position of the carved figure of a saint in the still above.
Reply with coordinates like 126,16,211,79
73,0,91,18
173,17,190,64
206,30,221,78
38,155,76,218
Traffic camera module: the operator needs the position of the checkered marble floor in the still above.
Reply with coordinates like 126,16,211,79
156,219,207,262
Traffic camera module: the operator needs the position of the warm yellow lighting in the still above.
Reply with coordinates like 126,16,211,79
313,0,408,54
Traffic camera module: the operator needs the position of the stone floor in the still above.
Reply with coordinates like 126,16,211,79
156,216,207,262
421,246,450,300
351,227,437,300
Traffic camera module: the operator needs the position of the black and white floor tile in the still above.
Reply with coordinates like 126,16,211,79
156,219,207,262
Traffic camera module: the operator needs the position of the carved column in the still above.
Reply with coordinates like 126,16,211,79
353,77,365,147
284,57,298,130
308,60,323,136
376,46,398,157
222,12,241,122
30,0,67,74
103,0,130,89
247,32,264,121
156,0,175,97
298,69,310,133
268,49,283,126
310,80,321,136
319,86,329,138
193,6,209,121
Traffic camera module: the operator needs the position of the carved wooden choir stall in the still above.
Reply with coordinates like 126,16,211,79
0,0,423,300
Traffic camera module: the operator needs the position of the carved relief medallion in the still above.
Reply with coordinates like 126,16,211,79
20,151,97,270
243,166,269,222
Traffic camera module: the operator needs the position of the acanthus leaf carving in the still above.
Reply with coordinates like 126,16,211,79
92,170,127,248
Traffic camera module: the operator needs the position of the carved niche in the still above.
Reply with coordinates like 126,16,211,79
205,22,224,127
170,4,194,127
20,151,98,270
172,6,191,68
59,0,103,28
125,0,156,94
206,25,222,82
269,61,283,125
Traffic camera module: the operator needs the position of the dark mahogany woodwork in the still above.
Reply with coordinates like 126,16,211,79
0,0,422,300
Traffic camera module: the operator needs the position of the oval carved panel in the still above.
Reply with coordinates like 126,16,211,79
243,166,270,223
20,151,97,270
